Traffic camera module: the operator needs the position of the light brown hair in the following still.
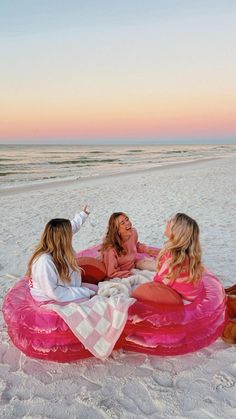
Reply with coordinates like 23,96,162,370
27,218,80,283
101,212,128,256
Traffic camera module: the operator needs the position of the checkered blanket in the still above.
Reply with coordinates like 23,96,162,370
43,271,153,360
44,294,135,360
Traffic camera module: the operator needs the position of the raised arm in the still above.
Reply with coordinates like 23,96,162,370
70,206,90,234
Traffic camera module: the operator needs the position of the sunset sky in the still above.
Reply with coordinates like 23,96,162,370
0,1,235,144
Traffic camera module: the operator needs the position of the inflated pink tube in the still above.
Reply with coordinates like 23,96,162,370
121,270,227,355
2,246,227,361
2,278,93,362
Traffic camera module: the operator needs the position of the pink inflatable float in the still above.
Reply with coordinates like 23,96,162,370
2,245,227,361
121,270,226,356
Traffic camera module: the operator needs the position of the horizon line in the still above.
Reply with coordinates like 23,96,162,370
0,140,236,146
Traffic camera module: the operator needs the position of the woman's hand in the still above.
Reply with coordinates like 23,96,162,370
83,205,90,215
146,247,160,257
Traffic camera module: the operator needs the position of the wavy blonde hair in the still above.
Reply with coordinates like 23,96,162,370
27,218,80,283
157,213,204,284
101,212,128,256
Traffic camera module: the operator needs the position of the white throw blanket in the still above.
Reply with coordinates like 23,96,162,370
44,270,154,360
97,269,154,297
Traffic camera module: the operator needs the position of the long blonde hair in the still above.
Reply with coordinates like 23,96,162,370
27,218,79,283
157,213,204,284
101,212,128,256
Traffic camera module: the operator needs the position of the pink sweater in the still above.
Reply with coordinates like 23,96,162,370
153,251,203,301
102,228,147,278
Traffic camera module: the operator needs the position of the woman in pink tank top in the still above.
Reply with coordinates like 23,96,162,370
153,213,204,301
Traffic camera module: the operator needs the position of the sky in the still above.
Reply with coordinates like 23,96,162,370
0,0,235,145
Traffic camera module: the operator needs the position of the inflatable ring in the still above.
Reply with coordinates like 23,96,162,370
120,270,227,355
2,278,93,362
2,247,227,361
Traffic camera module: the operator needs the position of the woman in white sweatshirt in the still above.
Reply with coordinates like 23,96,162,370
27,206,96,302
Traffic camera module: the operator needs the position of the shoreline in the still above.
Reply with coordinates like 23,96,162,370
0,156,221,197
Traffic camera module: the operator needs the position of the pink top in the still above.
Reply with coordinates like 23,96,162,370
153,251,204,301
102,228,147,278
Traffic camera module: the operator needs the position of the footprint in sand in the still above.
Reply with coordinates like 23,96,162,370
152,371,173,388
121,380,157,415
213,372,235,390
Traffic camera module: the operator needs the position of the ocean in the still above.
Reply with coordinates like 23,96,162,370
0,143,235,190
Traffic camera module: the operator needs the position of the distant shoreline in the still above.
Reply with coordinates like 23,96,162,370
0,142,235,146
0,156,221,197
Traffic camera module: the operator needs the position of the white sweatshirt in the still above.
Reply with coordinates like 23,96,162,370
30,211,95,302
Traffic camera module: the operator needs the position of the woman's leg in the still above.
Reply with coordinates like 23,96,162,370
135,258,156,271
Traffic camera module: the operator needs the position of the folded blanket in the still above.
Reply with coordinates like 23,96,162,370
43,270,153,360
44,295,135,360
97,269,154,297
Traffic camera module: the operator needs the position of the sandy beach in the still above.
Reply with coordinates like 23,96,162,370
0,155,236,418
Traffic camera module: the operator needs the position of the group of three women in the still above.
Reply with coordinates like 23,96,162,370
27,207,204,304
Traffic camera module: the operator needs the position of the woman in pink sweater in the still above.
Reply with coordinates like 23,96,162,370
101,212,158,279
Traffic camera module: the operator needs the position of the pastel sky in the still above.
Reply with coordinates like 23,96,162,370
0,0,236,144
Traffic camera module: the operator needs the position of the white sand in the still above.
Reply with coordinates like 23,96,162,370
0,156,236,419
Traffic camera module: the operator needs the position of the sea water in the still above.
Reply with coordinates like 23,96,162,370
0,143,235,190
